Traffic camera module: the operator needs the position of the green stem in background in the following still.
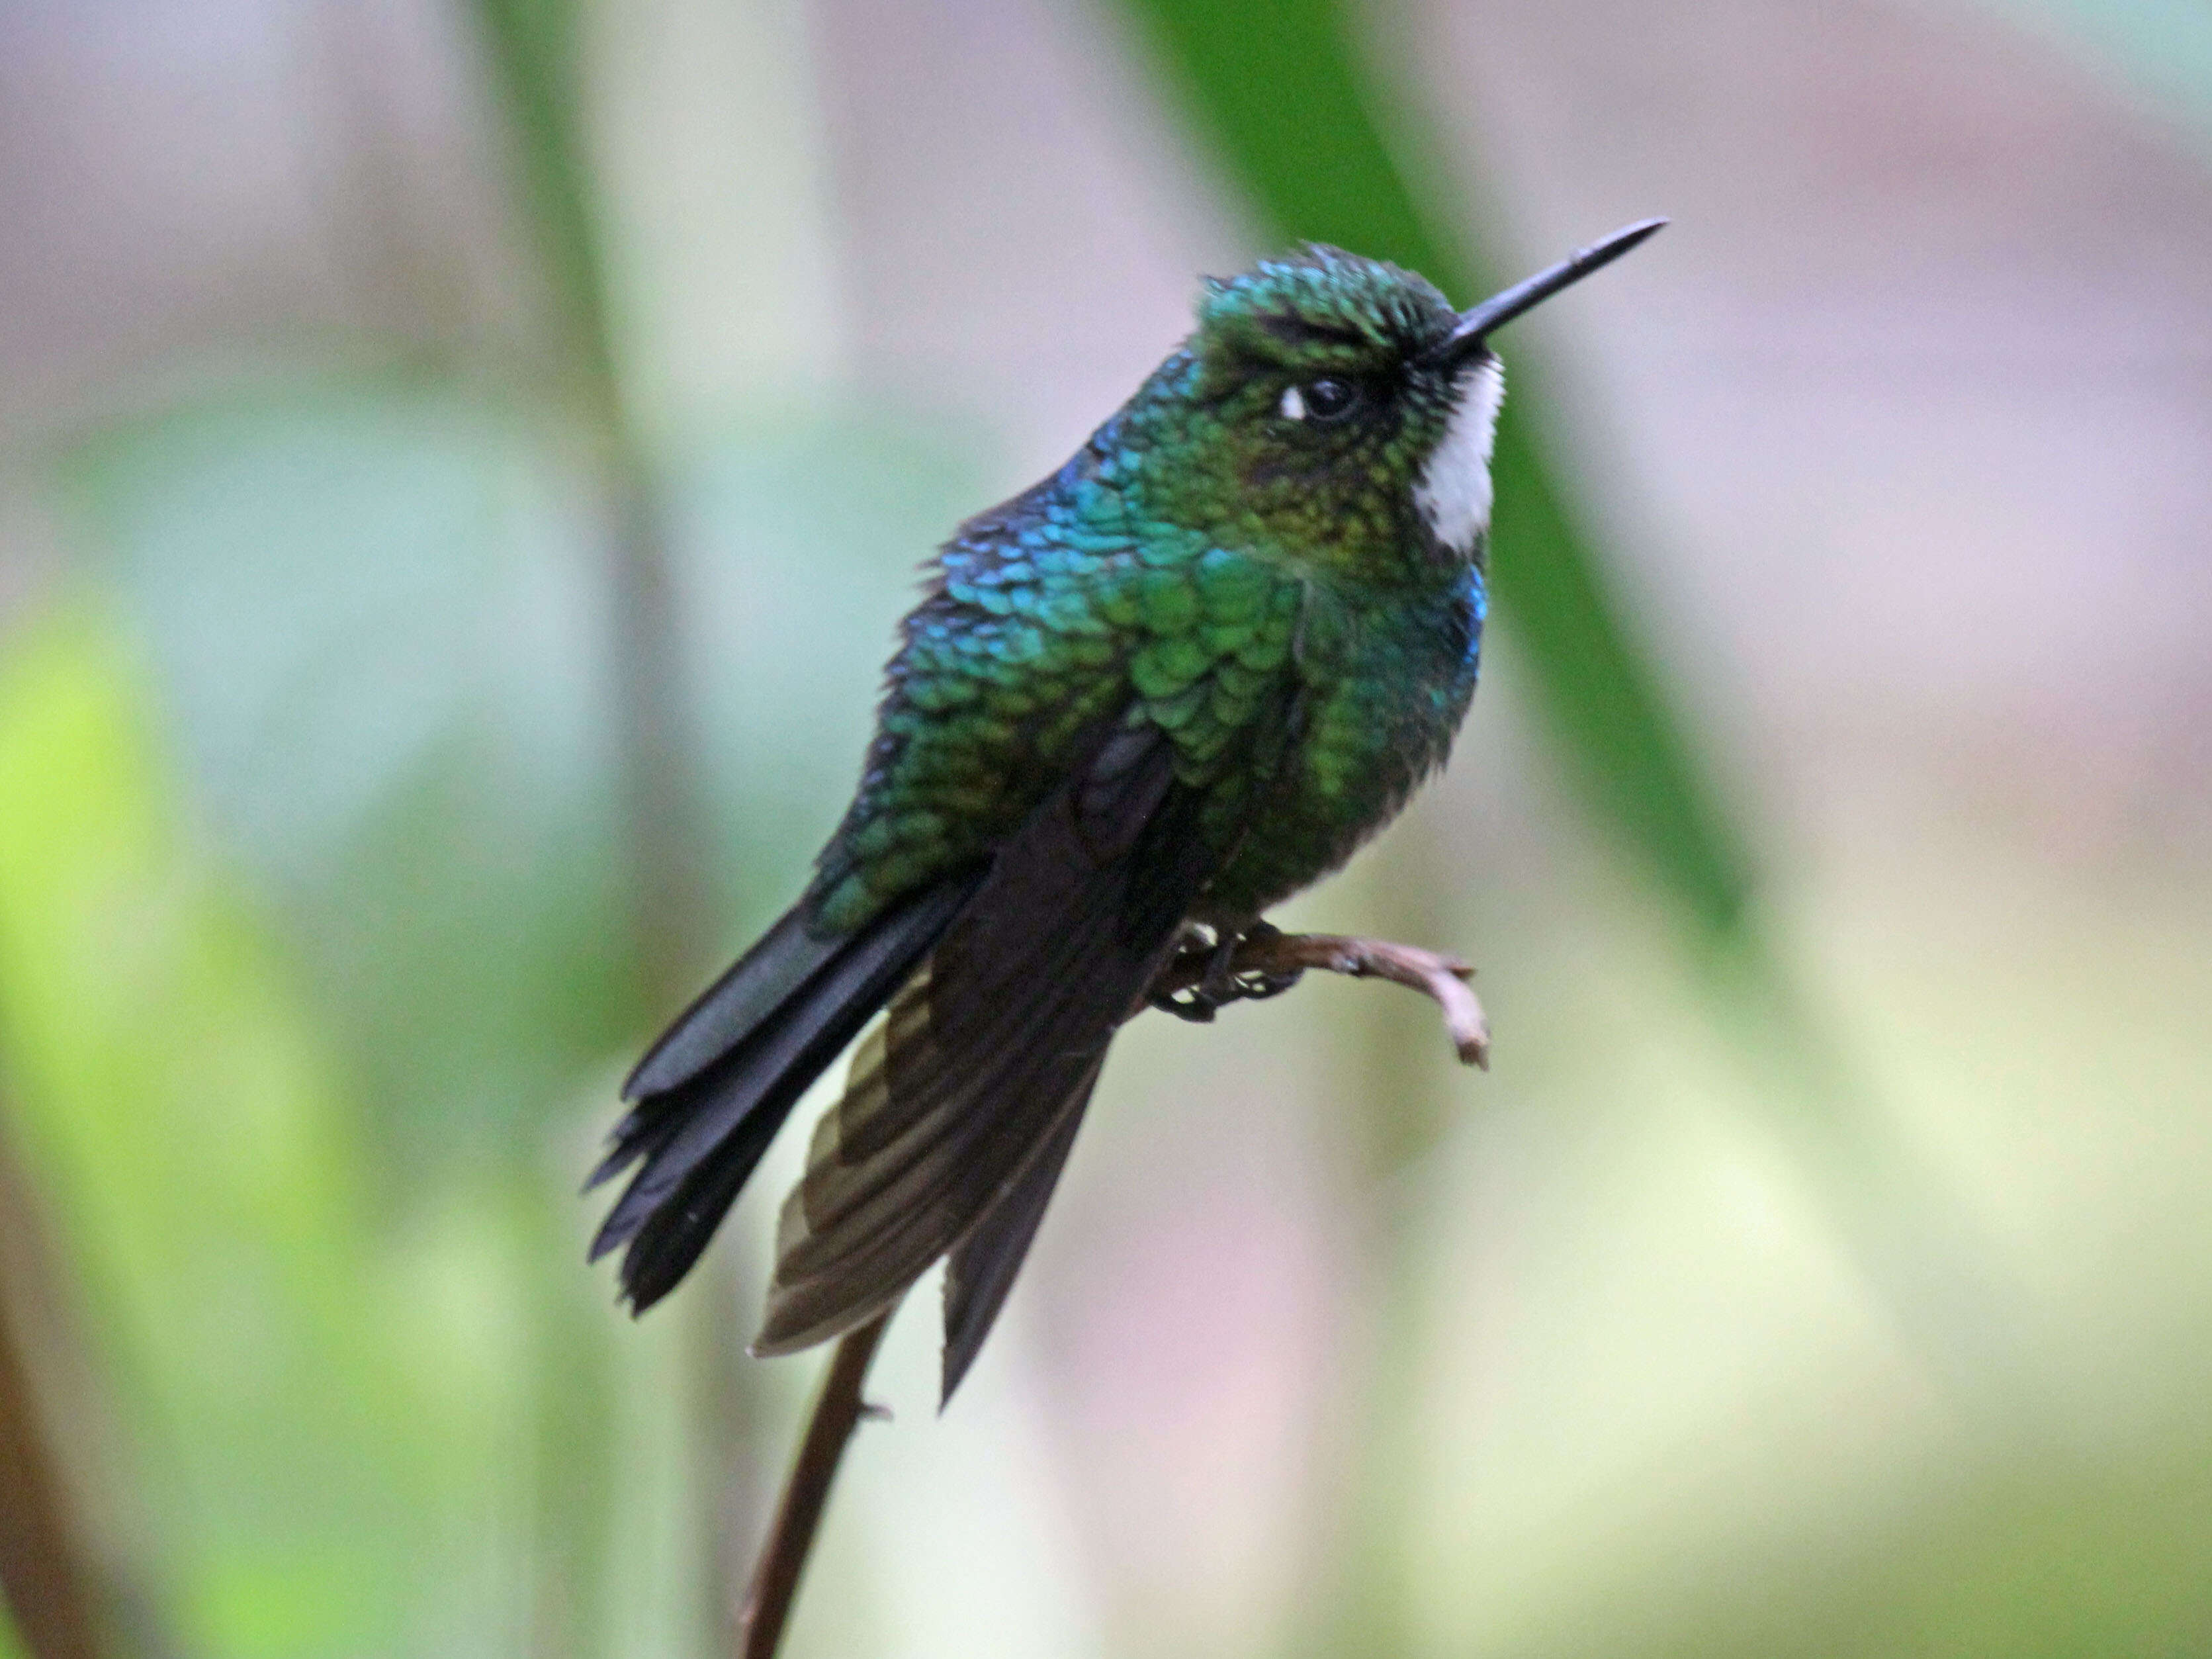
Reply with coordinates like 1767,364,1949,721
1109,0,2033,1645
1113,0,1752,940
468,3,738,1651
603,450,717,1009
468,0,715,996
468,0,625,418
1102,7,1766,1646
0,1116,104,1659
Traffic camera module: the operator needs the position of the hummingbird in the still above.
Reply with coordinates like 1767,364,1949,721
590,219,1665,1401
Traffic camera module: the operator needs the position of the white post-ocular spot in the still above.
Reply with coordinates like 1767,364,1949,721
1413,355,1505,556
1279,384,1306,422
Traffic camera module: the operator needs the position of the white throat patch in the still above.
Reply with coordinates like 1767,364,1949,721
1413,355,1505,557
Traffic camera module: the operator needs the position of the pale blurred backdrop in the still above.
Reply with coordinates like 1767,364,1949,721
1,1,2209,1656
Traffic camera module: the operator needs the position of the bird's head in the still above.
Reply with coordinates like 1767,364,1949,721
1118,220,1663,582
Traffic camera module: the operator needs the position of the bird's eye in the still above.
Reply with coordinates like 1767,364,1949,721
1280,377,1360,424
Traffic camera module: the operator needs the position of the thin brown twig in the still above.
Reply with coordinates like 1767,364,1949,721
736,1309,892,1659
733,929,1487,1658
1150,931,1491,1068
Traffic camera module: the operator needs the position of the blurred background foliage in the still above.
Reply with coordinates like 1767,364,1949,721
1,0,2209,1656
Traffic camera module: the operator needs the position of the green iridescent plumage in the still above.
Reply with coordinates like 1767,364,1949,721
590,225,1660,1401
811,246,1487,935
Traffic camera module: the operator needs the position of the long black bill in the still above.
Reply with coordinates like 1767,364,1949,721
1428,217,1667,369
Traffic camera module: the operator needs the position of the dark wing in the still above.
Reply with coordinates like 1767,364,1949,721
588,874,979,1312
751,723,1213,1359
939,1059,1098,1404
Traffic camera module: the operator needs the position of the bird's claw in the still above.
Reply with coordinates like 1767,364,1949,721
1148,924,1305,1022
1150,991,1218,1023
1229,966,1305,1002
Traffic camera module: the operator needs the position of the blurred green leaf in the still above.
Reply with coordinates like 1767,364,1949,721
47,369,1015,1659
0,605,559,1658
61,381,991,1169
66,380,633,1171
1113,0,1752,938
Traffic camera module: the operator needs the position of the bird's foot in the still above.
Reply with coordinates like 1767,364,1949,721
1148,924,1220,1020
1149,922,1307,1023
1146,926,1490,1067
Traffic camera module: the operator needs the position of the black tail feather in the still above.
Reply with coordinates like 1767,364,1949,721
622,907,840,1101
605,1085,789,1312
591,875,977,1311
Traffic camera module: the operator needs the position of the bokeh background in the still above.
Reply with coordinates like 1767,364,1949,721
2,1,2210,1655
